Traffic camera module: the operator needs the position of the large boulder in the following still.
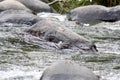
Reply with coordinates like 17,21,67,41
67,5,118,25
27,19,97,52
0,10,41,26
17,0,52,13
40,61,99,80
0,0,31,12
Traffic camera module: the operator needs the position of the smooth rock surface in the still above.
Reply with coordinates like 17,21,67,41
110,5,120,20
17,0,52,13
40,61,99,80
0,10,41,26
67,5,119,25
0,0,31,12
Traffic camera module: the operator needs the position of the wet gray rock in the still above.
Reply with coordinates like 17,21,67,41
0,0,3,1
26,19,97,52
0,0,31,12
67,5,118,25
17,0,52,13
110,5,120,20
0,10,41,26
67,5,108,25
40,61,99,80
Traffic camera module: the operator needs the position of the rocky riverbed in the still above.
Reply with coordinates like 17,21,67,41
0,12,120,80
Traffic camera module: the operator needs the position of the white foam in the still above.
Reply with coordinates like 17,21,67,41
37,12,66,22
0,70,43,80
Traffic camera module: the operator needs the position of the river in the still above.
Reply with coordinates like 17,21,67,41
0,12,120,80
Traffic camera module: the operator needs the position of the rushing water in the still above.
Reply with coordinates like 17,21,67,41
0,12,120,80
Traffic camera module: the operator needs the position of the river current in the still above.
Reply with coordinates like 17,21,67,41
0,12,120,80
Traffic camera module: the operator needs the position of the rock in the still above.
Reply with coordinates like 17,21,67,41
67,5,118,25
27,19,97,52
0,0,31,12
40,61,99,80
0,10,41,26
110,5,120,20
0,0,3,2
17,0,52,13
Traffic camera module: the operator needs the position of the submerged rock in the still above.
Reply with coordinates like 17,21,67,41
40,61,99,80
0,0,31,12
67,5,119,25
17,0,52,13
0,10,41,26
26,19,97,52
